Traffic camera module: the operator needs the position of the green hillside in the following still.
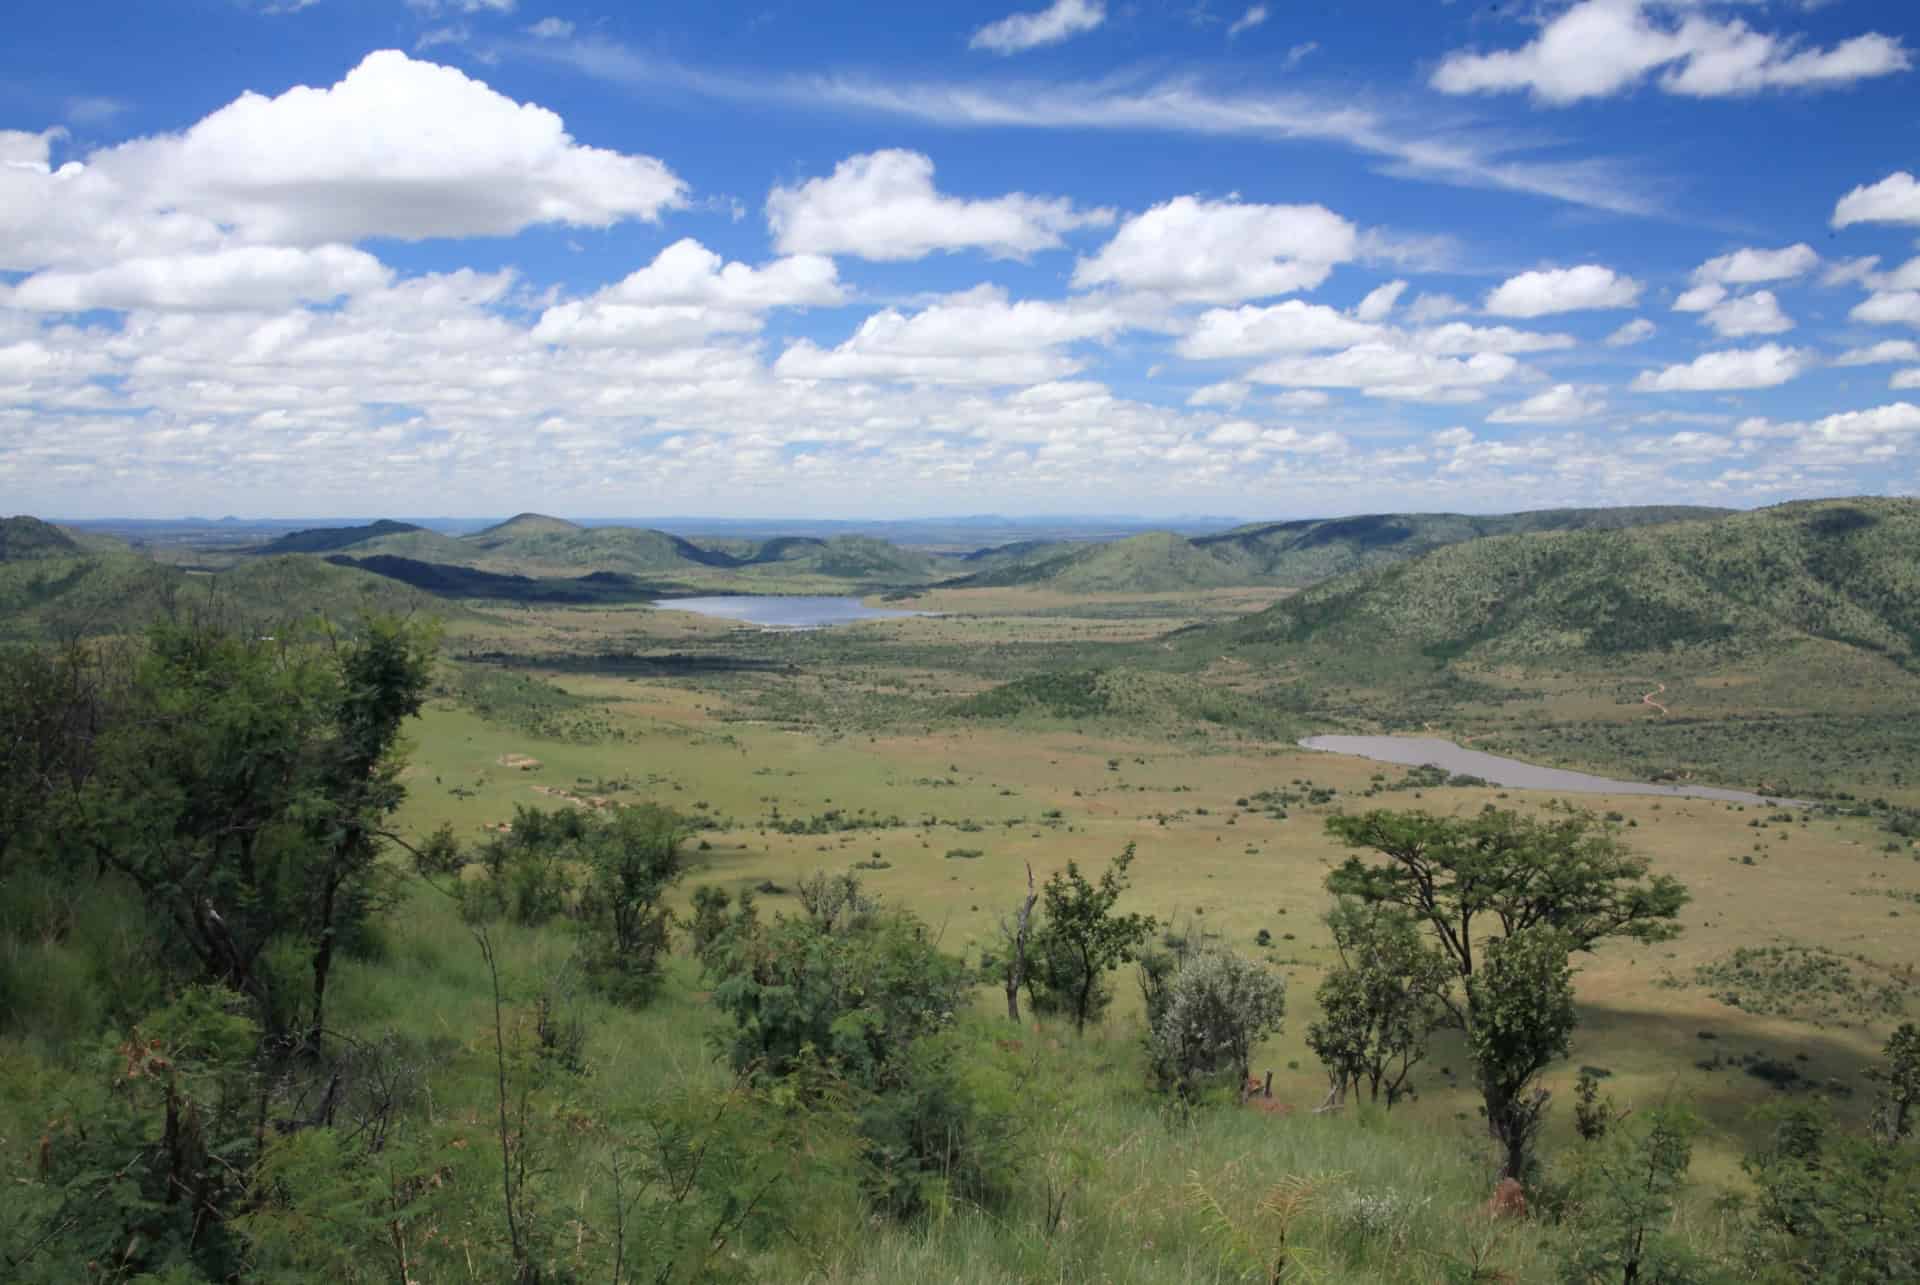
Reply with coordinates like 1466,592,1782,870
0,548,460,641
0,515,82,561
254,518,429,555
944,505,1730,593
950,530,1246,592
1208,497,1920,667
1193,505,1732,587
469,512,585,544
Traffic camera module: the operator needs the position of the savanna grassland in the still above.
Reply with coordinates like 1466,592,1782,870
4,499,1919,1282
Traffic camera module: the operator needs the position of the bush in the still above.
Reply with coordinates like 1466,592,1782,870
1147,947,1287,1098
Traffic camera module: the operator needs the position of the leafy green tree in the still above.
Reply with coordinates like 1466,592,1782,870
1028,845,1157,1034
1325,808,1686,1180
1306,900,1451,1108
707,895,1004,1219
75,615,436,1050
302,615,436,1046
1470,927,1579,1183
576,804,685,1006
689,884,734,973
1871,1022,1920,1145
1147,947,1287,1099
1559,1106,1710,1285
1739,1102,1920,1282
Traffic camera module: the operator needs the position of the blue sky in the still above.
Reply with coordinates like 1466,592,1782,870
5,0,1920,519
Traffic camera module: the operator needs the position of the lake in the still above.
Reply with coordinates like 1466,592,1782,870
1298,735,1804,807
652,595,923,629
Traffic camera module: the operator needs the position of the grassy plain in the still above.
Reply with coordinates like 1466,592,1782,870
395,584,1920,1203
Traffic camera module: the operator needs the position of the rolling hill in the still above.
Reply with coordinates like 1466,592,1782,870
1199,497,1920,668
0,548,462,641
254,519,430,556
941,506,1731,593
0,516,83,562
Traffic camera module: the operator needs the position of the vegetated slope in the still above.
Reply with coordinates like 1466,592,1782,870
463,523,940,582
461,524,739,574
329,554,661,604
254,519,429,555
0,515,82,561
1205,498,1920,668
952,530,1251,595
469,512,584,544
1193,505,1733,587
944,505,1730,593
739,534,938,580
0,548,461,641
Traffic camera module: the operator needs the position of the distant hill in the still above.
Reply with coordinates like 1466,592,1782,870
329,555,661,604
471,513,584,544
944,506,1733,593
255,519,429,556
1197,498,1920,668
461,524,939,583
0,550,459,641
943,531,1248,593
0,516,82,561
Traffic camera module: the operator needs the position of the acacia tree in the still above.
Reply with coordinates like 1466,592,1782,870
1305,900,1452,1108
1325,807,1687,1180
1029,845,1156,1034
80,614,436,1052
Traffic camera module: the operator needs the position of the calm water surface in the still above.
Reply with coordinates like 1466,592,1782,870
1299,735,1804,807
653,595,922,629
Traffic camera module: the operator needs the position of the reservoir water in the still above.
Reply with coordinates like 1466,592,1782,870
1298,734,1804,807
652,595,922,629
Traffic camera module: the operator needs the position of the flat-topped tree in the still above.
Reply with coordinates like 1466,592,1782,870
1324,807,1687,1180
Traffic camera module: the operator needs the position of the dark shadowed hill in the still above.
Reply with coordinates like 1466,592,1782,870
254,519,429,555
0,516,82,562
1195,498,1920,668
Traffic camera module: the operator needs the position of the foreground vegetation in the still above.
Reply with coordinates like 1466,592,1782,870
4,605,1917,1283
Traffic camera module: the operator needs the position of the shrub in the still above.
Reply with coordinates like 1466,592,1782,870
1147,947,1287,1099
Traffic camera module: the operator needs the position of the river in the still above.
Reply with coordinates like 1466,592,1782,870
1298,735,1804,807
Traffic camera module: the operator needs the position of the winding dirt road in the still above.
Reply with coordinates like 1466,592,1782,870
1642,682,1669,716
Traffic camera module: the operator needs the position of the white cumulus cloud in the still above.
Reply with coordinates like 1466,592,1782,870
1851,292,1920,327
1432,0,1910,105
1485,265,1641,317
774,286,1124,386
1487,384,1605,424
1692,243,1819,286
1700,289,1793,337
1247,344,1520,402
1834,339,1920,367
532,239,844,347
1631,343,1812,392
1177,301,1382,359
1072,196,1358,304
1833,172,1920,228
5,244,390,313
766,150,1109,262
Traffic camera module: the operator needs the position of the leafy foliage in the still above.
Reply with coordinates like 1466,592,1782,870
1147,947,1287,1098
1325,807,1685,1179
1306,901,1451,1107
1027,845,1158,1034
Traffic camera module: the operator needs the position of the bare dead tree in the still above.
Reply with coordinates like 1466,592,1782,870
1000,862,1038,1022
